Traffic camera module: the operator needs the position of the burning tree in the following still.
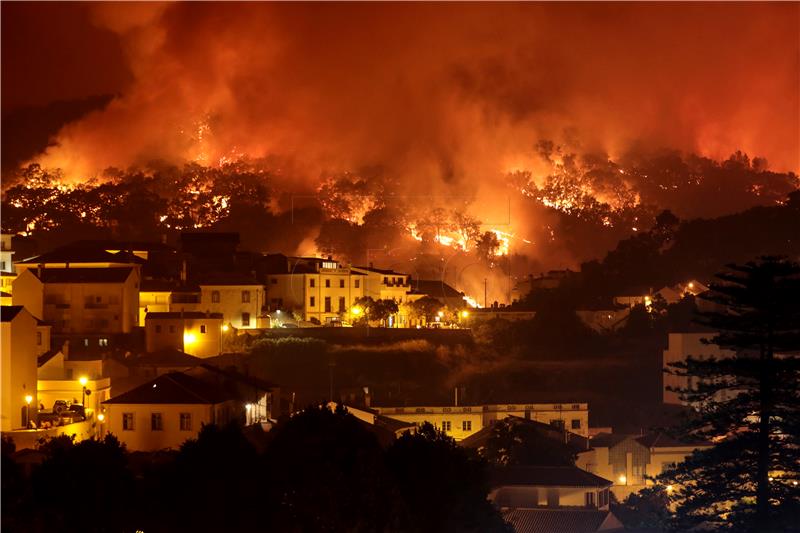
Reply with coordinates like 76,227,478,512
662,257,800,532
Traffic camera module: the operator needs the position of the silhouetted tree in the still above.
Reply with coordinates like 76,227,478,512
481,418,577,467
662,257,800,532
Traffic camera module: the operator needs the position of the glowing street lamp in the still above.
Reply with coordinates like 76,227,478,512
183,332,197,345
351,306,363,317
460,310,469,319
97,413,105,422
221,324,230,332
79,376,90,407
437,310,444,318
618,474,627,485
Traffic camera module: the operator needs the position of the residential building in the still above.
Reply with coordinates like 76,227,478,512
1,306,39,431
14,246,145,273
408,279,467,310
373,402,589,441
138,279,175,325
10,268,43,320
511,270,573,303
145,312,223,358
490,466,623,533
14,267,140,335
351,265,417,327
663,332,735,405
103,372,241,451
264,255,366,324
197,276,267,329
576,432,711,500
1,233,15,273
460,415,589,454
467,306,537,324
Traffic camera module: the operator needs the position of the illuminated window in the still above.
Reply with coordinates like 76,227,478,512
99,338,108,347
325,279,331,288
211,291,220,303
180,413,192,431
200,325,207,334
571,419,581,429
122,413,135,431
310,296,315,308
339,279,345,288
242,313,251,327
462,420,472,431
442,421,451,432
242,291,250,303
354,279,360,288
151,413,163,431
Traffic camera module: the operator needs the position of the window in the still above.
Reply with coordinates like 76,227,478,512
99,338,108,347
151,413,163,431
271,278,277,285
585,492,596,507
325,279,331,288
200,325,207,334
339,279,345,288
550,419,565,430
384,277,389,284
83,338,89,347
123,413,135,431
324,297,331,313
442,421,451,432
36,332,42,346
0,261,5,270
242,290,250,303
211,290,220,303
571,419,581,429
180,413,192,431
338,297,346,312
155,325,162,333
354,279,360,288
310,296,316,308
242,312,251,327
462,420,472,431
310,278,316,288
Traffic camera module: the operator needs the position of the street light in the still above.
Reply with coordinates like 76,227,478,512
460,310,469,319
79,376,89,407
24,395,33,428
183,332,197,345
97,413,105,422
618,474,627,485
221,324,230,332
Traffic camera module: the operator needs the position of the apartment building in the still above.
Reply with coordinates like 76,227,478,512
1,306,39,431
145,311,223,358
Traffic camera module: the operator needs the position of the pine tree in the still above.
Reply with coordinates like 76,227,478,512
662,256,800,532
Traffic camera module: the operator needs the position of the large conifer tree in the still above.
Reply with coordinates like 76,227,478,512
662,257,800,532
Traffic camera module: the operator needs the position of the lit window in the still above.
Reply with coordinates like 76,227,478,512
99,338,108,347
180,413,192,431
151,413,163,431
123,413,135,431
242,291,250,303
462,420,472,431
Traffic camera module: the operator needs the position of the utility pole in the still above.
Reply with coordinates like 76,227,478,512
484,278,487,308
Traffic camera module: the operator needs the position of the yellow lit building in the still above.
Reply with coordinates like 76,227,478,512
138,280,174,325
663,332,735,405
576,432,711,500
265,256,366,324
1,306,39,431
373,402,589,441
145,311,223,358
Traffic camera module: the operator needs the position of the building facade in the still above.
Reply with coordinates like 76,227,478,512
144,312,223,358
1,306,39,431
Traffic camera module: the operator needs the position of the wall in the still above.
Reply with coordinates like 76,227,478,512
268,269,366,324
4,418,98,450
374,407,484,441
145,316,223,358
139,290,171,325
1,309,39,431
37,377,111,414
11,269,43,319
199,285,265,329
105,402,215,451
491,485,606,509
663,333,734,404
483,403,590,438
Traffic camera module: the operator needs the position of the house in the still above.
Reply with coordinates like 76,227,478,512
372,402,589,441
511,270,573,303
460,415,589,455
144,311,223,358
576,432,711,500
14,246,145,273
408,279,467,310
490,466,623,533
102,372,242,451
1,233,14,273
14,267,140,335
1,306,39,431
662,331,735,405
351,265,417,327
120,348,205,379
264,255,366,324
467,306,537,324
327,402,417,445
196,274,267,329
138,279,176,325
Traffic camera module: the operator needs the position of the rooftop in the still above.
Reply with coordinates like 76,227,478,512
19,247,145,265
408,279,464,299
32,267,135,284
0,305,25,322
490,466,613,489
145,311,223,320
103,372,235,405
501,509,623,533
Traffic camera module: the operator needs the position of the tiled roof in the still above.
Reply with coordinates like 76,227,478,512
0,291,11,298
103,372,234,405
460,416,589,453
636,432,709,449
409,279,463,299
491,466,613,489
33,267,135,284
353,265,407,276
145,311,223,320
501,509,624,533
20,247,145,265
37,349,62,367
0,305,25,322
